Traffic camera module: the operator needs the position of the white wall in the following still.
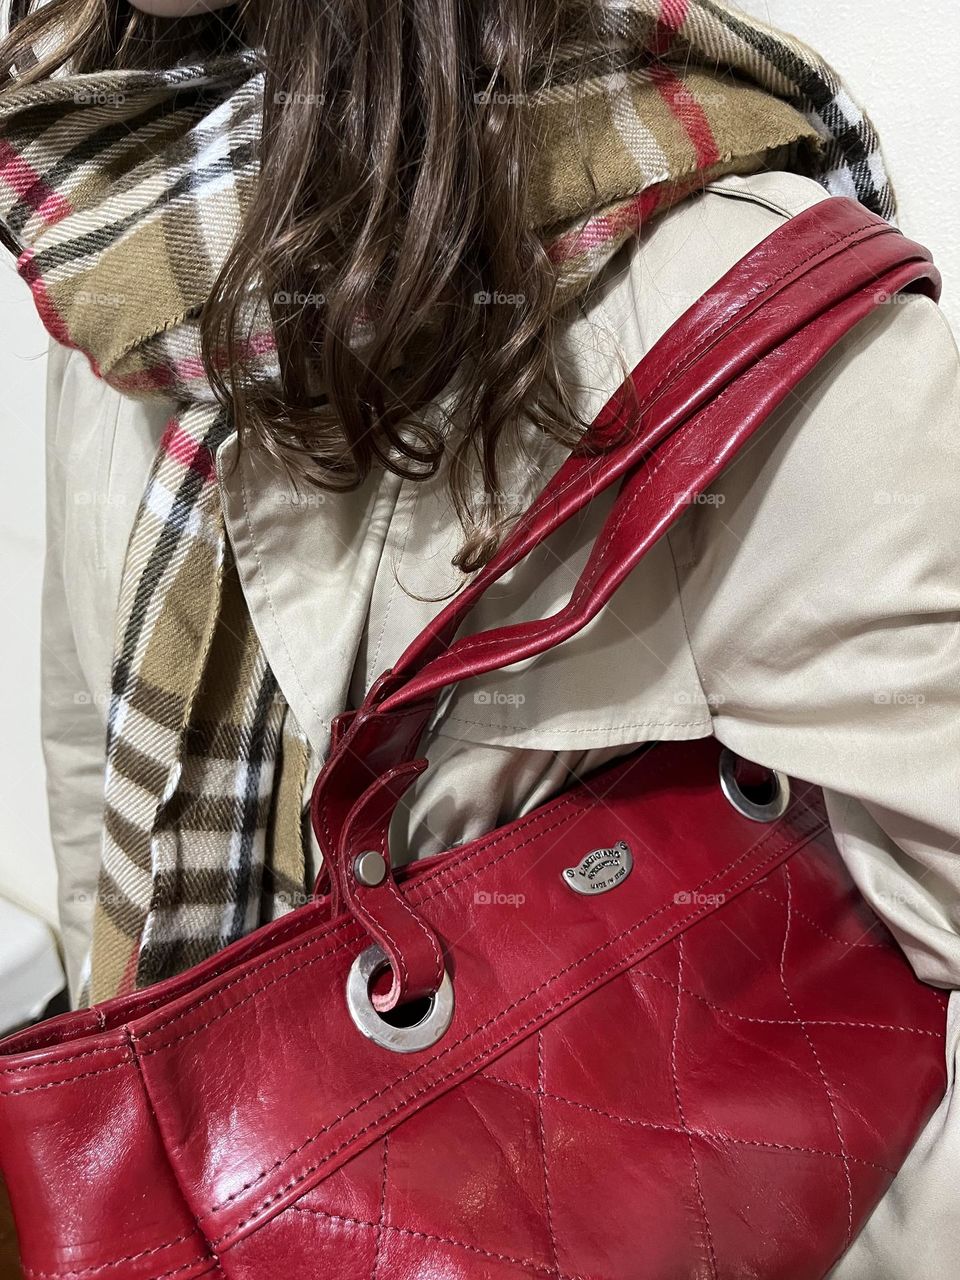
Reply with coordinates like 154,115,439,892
740,0,960,322
0,3,957,929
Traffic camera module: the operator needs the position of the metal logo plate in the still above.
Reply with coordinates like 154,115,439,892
562,840,634,896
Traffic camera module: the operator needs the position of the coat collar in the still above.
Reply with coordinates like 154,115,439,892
217,431,404,759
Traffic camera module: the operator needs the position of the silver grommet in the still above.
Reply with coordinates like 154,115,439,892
353,850,387,887
345,944,454,1054
719,747,790,823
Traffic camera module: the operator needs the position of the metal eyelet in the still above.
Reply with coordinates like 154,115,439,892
718,747,790,823
345,944,454,1054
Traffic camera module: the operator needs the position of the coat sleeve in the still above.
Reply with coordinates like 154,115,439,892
666,288,960,1279
39,341,112,1003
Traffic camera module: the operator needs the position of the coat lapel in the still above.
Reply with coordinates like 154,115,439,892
218,432,404,759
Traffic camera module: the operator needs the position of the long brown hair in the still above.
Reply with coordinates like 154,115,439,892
1,1,614,569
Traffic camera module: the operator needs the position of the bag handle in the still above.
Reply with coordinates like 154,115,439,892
372,199,936,711
311,195,940,1011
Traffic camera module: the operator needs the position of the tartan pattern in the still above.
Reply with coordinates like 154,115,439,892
0,2,895,1003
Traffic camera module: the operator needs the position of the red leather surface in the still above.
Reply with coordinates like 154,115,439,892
0,198,947,1278
226,827,945,1280
0,741,946,1278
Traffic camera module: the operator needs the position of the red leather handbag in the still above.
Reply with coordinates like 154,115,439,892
0,196,949,1280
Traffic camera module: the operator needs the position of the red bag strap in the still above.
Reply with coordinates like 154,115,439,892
371,199,935,710
311,195,940,1011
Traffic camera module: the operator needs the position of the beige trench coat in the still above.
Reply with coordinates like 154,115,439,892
40,170,960,1277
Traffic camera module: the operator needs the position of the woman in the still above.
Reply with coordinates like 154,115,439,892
1,0,958,1275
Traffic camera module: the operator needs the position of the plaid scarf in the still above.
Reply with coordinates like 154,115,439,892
0,0,894,1005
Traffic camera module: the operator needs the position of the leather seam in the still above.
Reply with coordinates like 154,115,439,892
23,1260,217,1280
0,1044,127,1075
440,715,712,733
287,1205,574,1278
3,901,335,1057
779,866,855,1245
141,790,592,1055
0,1059,131,1095
124,1028,224,1275
206,819,822,1233
670,936,719,1278
479,1074,899,1174
19,1232,196,1279
145,743,685,1052
350,883,411,994
632,970,943,1037
371,1135,389,1280
4,780,596,1077
536,1029,560,1274
752,886,888,949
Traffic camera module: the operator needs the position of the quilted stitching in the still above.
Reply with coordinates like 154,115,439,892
293,1205,567,1277
215,848,946,1280
669,935,718,1278
536,1030,561,1276
778,865,853,1244
478,1078,897,1175
371,1136,389,1279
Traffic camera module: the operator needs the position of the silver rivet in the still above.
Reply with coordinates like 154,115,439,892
353,850,387,887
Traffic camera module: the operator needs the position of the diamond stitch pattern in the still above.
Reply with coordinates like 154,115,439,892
221,846,946,1280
